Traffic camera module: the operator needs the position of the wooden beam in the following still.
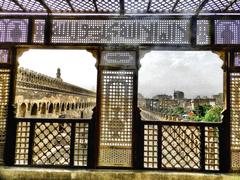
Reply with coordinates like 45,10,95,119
12,0,26,12
120,0,125,15
223,0,238,12
147,0,152,13
66,0,75,13
172,0,180,12
93,0,98,13
35,0,52,13
195,0,210,15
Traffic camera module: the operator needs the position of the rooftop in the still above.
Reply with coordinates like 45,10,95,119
1,0,240,16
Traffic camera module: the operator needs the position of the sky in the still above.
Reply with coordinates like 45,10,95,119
139,51,223,98
19,49,97,91
19,50,223,98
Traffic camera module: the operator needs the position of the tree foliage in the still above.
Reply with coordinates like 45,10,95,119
194,104,212,117
204,106,222,122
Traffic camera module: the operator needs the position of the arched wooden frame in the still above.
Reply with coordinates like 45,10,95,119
0,14,239,172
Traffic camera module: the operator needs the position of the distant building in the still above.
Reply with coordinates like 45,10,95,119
213,93,223,107
153,94,172,100
159,99,178,110
138,93,146,108
178,99,192,111
145,98,159,111
191,98,216,110
174,90,184,99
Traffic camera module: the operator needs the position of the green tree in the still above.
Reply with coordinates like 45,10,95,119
194,104,212,117
204,106,222,122
172,107,184,116
187,114,201,122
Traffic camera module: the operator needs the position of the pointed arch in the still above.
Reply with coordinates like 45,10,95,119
31,103,38,116
41,103,46,114
48,103,53,113
19,103,26,117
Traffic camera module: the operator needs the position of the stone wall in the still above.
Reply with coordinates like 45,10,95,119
15,68,96,119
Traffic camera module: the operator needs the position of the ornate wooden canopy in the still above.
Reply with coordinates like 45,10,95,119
0,0,239,15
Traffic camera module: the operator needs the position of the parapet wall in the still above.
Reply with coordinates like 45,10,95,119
17,67,95,97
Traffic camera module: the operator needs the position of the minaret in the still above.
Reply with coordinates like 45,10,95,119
56,68,62,80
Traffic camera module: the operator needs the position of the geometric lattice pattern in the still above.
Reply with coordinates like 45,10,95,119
234,52,240,67
175,0,204,12
99,70,134,167
230,72,240,171
228,1,240,11
202,0,233,12
0,0,22,11
44,0,71,12
51,19,190,44
149,0,177,13
0,19,28,43
33,19,45,43
18,0,46,12
161,125,200,169
96,0,120,13
205,126,219,171
74,123,89,166
232,150,240,171
70,0,95,12
0,69,10,164
32,123,71,165
15,122,30,165
125,0,149,13
99,147,132,167
144,125,158,168
0,49,8,63
0,0,239,14
197,20,210,45
215,20,240,44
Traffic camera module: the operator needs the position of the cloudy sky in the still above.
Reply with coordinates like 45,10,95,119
139,51,223,98
19,50,223,98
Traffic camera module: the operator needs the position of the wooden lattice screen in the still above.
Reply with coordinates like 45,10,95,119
230,66,240,171
98,51,136,167
0,49,10,164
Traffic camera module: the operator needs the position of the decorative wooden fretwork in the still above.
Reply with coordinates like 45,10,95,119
205,126,219,171
0,50,9,63
161,125,200,169
98,51,136,167
15,122,30,165
144,124,158,168
230,72,240,171
51,19,190,44
98,70,134,167
33,19,45,44
0,68,10,164
142,122,220,171
32,122,71,165
74,123,89,166
197,20,210,45
215,20,240,44
14,119,90,167
234,52,240,67
0,19,28,43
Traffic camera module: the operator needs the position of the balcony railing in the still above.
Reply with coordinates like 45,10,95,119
11,117,223,172
14,118,92,168
140,120,222,172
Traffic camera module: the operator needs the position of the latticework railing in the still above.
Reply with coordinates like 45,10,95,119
142,120,222,171
14,118,90,167
13,117,223,172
